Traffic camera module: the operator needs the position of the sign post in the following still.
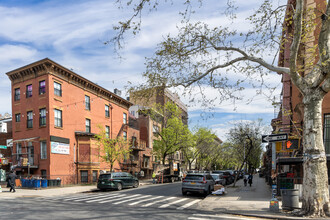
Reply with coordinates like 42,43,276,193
263,133,288,212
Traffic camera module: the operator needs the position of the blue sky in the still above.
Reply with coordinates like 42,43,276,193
0,0,286,141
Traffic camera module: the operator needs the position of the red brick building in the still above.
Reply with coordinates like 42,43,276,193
6,58,132,184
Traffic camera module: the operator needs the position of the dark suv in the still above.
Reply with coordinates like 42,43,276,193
97,172,139,191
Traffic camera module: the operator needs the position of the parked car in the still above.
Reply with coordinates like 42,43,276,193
97,172,139,191
212,170,233,185
211,173,226,185
182,173,215,196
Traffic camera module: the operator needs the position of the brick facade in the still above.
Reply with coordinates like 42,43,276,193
6,58,132,184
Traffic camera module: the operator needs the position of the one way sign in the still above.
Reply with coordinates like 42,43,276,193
262,134,288,143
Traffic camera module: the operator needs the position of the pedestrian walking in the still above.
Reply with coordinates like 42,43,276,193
243,177,247,186
6,170,17,193
152,172,156,184
248,174,253,187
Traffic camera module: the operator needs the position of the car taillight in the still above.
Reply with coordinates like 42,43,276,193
108,178,113,181
200,177,207,184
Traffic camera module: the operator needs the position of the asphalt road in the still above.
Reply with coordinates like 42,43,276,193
0,182,262,220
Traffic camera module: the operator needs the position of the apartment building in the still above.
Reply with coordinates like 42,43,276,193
6,58,132,184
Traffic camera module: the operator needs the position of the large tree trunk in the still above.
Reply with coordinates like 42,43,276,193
302,94,330,216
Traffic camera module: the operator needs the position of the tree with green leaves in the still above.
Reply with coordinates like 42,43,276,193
112,0,330,216
182,127,218,170
152,102,190,164
94,125,131,172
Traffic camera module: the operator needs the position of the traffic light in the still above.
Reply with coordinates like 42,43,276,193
286,139,299,149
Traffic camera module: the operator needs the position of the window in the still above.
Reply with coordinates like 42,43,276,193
93,170,98,183
14,88,20,101
143,156,149,168
105,105,110,117
39,108,46,126
15,113,21,122
86,119,91,133
27,111,33,128
105,125,110,138
123,113,127,124
132,136,137,147
40,141,47,159
54,82,62,96
54,109,62,127
123,131,127,141
26,84,32,98
80,170,88,183
153,125,159,133
85,95,90,110
39,80,46,95
324,114,330,154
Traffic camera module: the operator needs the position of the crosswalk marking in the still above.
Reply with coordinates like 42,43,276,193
177,199,201,210
190,214,254,220
70,193,119,202
98,194,141,204
62,194,102,201
129,195,164,206
159,198,188,208
85,194,126,203
113,195,151,205
141,196,176,207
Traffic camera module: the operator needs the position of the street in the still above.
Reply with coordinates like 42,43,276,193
0,182,266,220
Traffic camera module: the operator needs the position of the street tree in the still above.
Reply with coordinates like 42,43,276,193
183,127,217,170
95,125,131,172
227,120,263,186
112,0,330,216
152,102,190,164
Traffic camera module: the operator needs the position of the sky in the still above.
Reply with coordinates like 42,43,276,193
0,0,287,141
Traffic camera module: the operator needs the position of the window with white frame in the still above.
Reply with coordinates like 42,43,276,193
123,113,127,124
105,105,110,117
14,88,20,101
40,141,47,159
54,82,62,96
54,109,62,127
86,119,91,133
85,95,90,110
105,125,110,138
39,108,46,126
27,111,33,128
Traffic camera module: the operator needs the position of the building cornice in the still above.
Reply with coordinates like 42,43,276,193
6,58,132,109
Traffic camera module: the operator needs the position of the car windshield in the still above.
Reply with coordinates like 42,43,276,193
185,175,203,181
211,174,219,179
99,174,111,180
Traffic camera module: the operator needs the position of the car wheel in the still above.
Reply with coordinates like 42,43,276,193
133,180,139,188
117,183,123,191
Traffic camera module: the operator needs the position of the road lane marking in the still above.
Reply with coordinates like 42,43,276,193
159,198,188,208
98,194,141,204
177,199,201,210
141,197,176,207
85,194,125,203
129,196,164,206
113,195,151,205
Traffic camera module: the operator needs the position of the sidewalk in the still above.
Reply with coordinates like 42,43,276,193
0,179,153,198
199,175,306,220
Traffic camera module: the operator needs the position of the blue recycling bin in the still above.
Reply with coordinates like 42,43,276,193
41,179,48,188
21,179,26,187
33,179,41,188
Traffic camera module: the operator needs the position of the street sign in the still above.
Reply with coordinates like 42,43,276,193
0,145,7,149
262,134,288,143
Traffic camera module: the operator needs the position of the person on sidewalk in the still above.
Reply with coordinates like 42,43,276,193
243,176,247,186
6,170,17,193
152,172,156,184
248,174,253,187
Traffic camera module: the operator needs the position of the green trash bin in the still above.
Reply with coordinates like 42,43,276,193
281,189,300,210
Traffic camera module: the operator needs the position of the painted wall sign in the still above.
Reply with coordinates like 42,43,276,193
51,142,70,155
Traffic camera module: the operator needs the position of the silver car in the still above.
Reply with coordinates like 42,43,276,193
182,173,215,196
211,173,226,185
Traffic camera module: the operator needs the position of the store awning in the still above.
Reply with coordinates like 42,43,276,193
12,137,40,143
